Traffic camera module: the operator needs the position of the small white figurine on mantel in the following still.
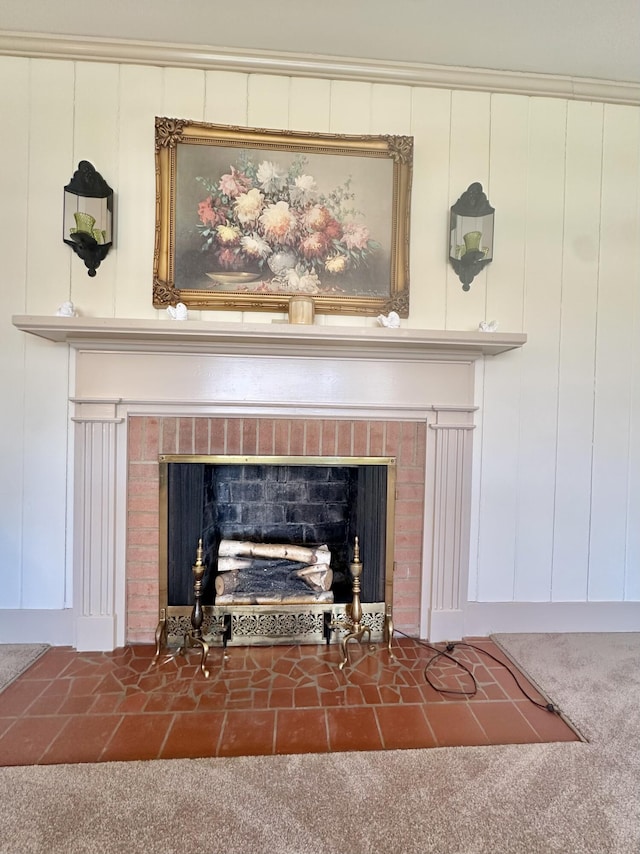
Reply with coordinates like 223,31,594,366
377,311,401,328
478,319,499,332
166,302,188,320
55,301,77,317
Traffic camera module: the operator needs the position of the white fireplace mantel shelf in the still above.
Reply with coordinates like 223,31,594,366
12,316,526,360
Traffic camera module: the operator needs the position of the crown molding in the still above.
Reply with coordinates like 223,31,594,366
1,30,639,106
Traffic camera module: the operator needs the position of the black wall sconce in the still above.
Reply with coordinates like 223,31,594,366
63,161,113,276
449,182,494,291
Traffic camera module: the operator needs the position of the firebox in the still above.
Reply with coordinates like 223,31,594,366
158,454,396,646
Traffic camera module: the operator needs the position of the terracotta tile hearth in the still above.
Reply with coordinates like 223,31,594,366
126,416,426,645
0,637,579,766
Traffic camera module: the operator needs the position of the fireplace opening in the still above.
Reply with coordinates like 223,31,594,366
158,455,396,645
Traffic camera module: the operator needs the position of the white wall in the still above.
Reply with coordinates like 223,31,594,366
1,54,639,637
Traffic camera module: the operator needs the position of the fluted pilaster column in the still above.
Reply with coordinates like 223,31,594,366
72,401,124,650
424,413,475,641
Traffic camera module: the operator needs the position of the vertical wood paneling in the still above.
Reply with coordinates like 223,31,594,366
588,104,639,600
19,60,75,608
72,62,121,171
289,77,331,132
514,98,566,601
475,348,522,601
552,101,604,601
446,91,491,329
474,95,528,602
204,70,249,125
627,127,640,599
22,337,70,607
27,61,75,313
247,74,290,129
486,94,528,329
409,88,451,329
370,84,412,135
162,67,205,120
0,56,30,300
116,65,163,319
0,56,29,607
71,62,121,317
329,81,372,134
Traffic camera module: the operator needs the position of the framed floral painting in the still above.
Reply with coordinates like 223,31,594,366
153,118,413,316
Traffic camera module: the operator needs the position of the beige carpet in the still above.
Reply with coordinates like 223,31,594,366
0,633,638,854
0,645,48,693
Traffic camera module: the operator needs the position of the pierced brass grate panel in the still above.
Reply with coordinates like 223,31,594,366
164,603,386,647
231,610,326,645
166,608,227,647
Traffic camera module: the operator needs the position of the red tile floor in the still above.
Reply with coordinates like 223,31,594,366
0,637,580,766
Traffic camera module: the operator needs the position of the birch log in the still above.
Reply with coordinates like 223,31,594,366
214,565,332,595
217,557,309,575
293,566,333,592
214,571,245,596
216,557,254,573
218,540,331,565
216,591,334,605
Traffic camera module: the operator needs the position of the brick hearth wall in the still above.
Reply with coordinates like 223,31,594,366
126,417,426,644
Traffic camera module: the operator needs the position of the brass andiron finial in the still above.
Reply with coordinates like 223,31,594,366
191,539,205,639
150,537,230,679
179,538,211,678
330,536,375,669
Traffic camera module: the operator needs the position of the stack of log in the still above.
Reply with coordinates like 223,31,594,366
214,540,333,605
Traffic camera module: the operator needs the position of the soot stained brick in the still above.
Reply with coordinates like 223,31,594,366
230,481,264,502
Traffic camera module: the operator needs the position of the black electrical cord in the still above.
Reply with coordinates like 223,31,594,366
393,630,559,714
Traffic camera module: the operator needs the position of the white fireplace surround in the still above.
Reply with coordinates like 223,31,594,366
13,315,525,651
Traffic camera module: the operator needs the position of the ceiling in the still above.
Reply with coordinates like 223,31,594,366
2,0,639,85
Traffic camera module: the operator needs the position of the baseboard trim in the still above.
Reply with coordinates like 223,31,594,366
0,609,75,646
75,616,118,652
463,601,640,636
426,609,465,643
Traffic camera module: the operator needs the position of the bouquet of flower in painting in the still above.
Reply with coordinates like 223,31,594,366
195,153,380,294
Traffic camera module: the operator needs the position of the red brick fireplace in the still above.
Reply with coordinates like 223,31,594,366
12,314,526,651
126,415,426,644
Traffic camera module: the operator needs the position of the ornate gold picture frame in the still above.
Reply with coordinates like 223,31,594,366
153,118,412,316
